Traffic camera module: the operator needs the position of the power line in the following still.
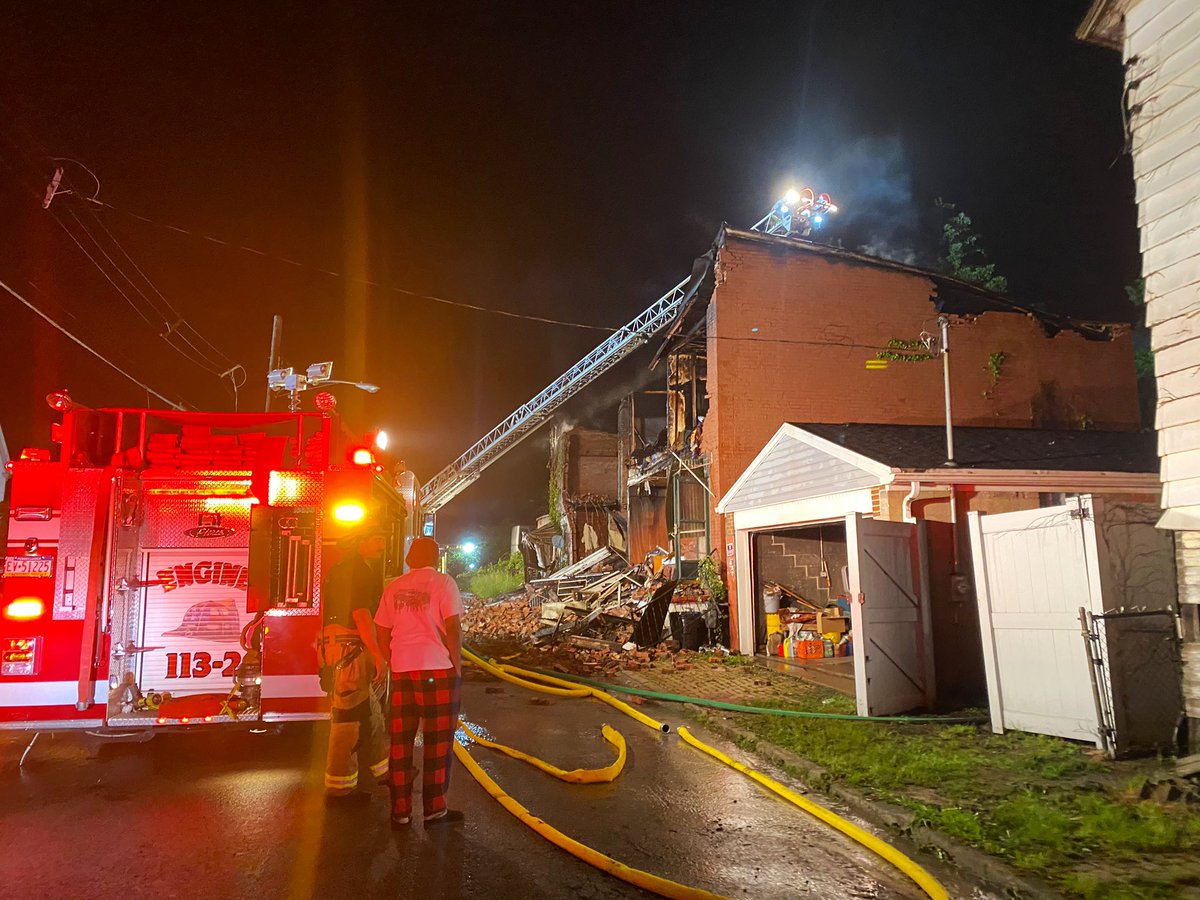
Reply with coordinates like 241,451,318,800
77,198,243,369
0,126,248,382
100,200,617,334
55,190,241,377
0,276,185,409
49,204,235,379
70,196,911,353
61,203,175,325
46,207,157,326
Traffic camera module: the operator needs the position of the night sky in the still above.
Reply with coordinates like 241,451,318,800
0,1,1138,551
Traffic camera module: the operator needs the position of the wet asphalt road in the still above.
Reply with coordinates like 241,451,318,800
0,675,987,900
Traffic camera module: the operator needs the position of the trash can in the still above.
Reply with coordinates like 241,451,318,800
763,585,782,614
669,611,711,650
679,612,708,651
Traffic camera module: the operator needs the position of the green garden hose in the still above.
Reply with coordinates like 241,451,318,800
497,656,986,725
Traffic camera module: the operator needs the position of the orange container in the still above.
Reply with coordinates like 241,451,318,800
801,639,824,659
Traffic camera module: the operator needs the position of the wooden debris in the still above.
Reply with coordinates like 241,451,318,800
463,553,724,676
1176,753,1200,778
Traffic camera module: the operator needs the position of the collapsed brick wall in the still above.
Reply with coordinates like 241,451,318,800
702,235,1142,649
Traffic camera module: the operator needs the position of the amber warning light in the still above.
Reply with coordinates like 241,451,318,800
2,637,41,676
3,598,45,621
350,447,384,473
333,503,366,523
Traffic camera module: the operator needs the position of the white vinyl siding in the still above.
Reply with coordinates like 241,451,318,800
719,433,879,513
1126,0,1200,521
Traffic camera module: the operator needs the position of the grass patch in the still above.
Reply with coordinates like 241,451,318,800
465,552,524,599
730,687,1200,896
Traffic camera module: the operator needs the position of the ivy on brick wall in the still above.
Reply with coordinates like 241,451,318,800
876,337,935,363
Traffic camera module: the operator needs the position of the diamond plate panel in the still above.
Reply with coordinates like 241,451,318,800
106,472,145,688
54,469,107,620
141,496,254,550
267,471,325,616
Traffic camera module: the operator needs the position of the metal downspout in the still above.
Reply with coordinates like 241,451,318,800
902,481,924,523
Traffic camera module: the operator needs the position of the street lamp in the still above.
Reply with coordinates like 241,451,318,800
267,362,380,411
460,542,477,555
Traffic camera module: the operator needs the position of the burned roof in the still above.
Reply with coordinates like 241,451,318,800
720,227,1122,339
652,225,1127,365
797,423,1158,474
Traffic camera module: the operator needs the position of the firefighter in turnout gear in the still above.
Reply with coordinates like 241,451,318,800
319,522,389,802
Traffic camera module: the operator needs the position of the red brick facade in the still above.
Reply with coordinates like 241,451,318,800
699,232,1142,647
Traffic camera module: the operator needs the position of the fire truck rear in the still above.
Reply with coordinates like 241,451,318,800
0,396,417,733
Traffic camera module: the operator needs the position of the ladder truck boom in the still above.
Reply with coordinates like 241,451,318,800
418,190,837,517
419,273,697,514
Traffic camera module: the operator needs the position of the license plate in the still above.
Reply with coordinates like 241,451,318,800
3,556,54,577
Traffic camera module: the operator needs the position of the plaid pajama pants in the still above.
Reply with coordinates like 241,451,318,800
389,668,462,818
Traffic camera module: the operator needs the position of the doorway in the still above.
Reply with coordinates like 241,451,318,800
746,514,936,716
752,523,852,694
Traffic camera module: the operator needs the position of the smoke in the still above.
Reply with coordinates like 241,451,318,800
782,134,929,267
546,348,667,436
563,354,663,431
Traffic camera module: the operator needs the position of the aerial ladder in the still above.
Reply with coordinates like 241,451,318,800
417,191,836,520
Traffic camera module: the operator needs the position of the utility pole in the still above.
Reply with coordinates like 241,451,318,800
42,167,63,209
264,315,282,412
939,315,955,467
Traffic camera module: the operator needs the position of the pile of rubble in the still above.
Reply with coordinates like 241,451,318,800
462,591,542,639
463,546,726,674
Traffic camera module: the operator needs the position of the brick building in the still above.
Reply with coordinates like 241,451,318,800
636,225,1142,649
548,423,624,564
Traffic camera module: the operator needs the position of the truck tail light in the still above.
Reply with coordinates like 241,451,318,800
3,598,45,621
333,502,365,523
45,390,73,412
2,637,41,676
351,448,375,467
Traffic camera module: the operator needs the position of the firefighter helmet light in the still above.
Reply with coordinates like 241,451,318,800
753,188,838,238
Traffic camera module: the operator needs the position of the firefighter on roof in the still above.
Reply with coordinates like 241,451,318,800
319,520,389,802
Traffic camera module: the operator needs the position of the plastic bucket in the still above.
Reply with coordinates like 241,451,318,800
765,612,782,636
763,587,782,614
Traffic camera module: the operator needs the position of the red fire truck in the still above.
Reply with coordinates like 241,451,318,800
0,394,419,733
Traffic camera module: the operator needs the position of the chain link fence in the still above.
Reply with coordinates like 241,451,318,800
1083,608,1182,758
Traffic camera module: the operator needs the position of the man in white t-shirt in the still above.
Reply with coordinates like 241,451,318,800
374,537,465,828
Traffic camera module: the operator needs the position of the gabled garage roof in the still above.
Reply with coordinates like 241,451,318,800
801,423,1158,473
717,423,1160,514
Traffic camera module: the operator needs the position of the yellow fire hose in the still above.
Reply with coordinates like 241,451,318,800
460,648,949,900
459,719,627,784
497,663,671,734
451,739,728,900
463,648,669,732
676,727,949,900
466,651,591,697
